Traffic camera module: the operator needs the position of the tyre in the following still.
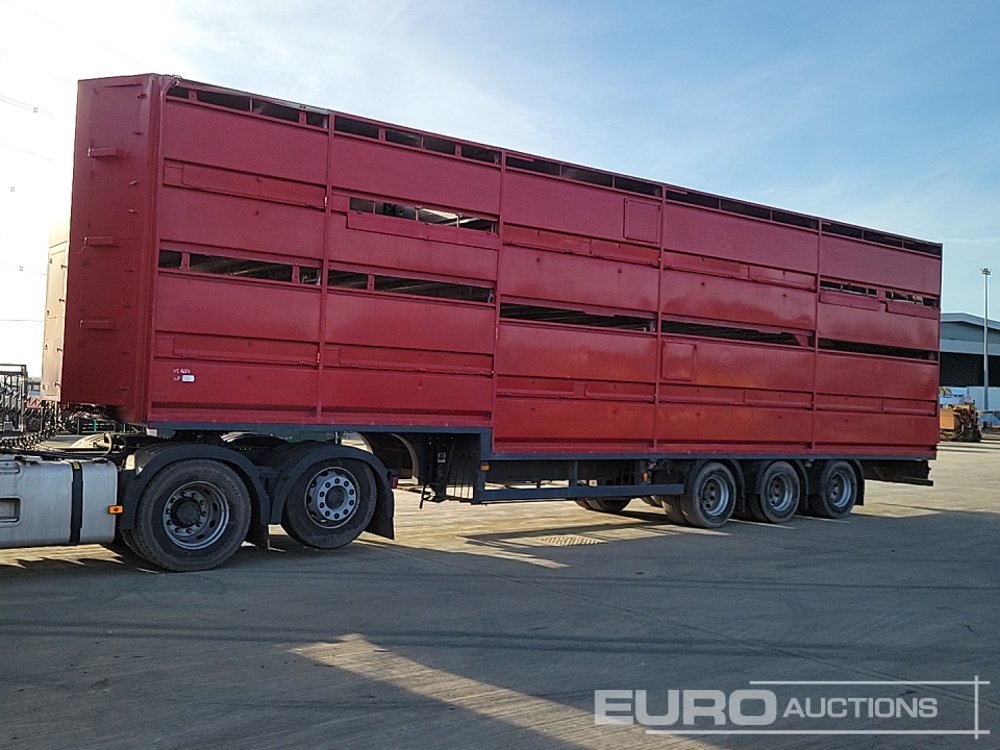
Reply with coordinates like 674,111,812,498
679,462,737,529
655,495,688,525
748,461,801,524
809,460,859,519
121,460,252,572
574,497,631,513
280,459,377,549
640,496,660,507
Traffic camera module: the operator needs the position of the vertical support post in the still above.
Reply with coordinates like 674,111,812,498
983,267,991,411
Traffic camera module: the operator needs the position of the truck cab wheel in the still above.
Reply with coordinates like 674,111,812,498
680,462,737,529
809,460,859,519
121,459,252,572
280,459,376,549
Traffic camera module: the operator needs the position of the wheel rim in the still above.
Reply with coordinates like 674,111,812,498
827,468,855,510
765,472,797,514
699,473,732,518
305,467,360,529
162,481,230,550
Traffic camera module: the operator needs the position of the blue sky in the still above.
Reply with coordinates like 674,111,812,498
1,0,998,373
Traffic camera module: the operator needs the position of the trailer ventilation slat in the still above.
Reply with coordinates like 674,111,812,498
348,197,497,234
500,303,654,332
662,320,809,347
819,339,937,361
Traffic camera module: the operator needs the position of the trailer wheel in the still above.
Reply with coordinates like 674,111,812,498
573,497,631,513
748,461,801,524
679,462,737,528
280,459,376,549
809,460,859,519
121,460,252,572
655,495,688,525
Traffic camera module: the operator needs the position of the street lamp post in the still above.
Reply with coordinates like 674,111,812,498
984,267,992,412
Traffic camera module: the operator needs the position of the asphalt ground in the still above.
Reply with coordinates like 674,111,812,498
0,441,997,749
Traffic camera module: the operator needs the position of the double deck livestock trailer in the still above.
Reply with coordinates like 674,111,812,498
0,74,941,570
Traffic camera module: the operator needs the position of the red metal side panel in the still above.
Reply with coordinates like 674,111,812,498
331,214,498,281
817,293,938,350
813,411,939,449
321,370,493,419
662,203,818,273
655,403,813,446
503,172,628,242
661,269,816,331
150,359,317,418
815,352,939,402
60,74,942,459
820,235,940,296
324,292,495,353
62,76,160,421
332,137,500,215
497,323,656,382
162,99,327,184
503,226,659,266
662,339,814,393
493,398,655,451
500,246,658,312
159,188,325,259
155,275,321,344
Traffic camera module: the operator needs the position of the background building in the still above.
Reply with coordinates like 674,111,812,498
940,312,1000,409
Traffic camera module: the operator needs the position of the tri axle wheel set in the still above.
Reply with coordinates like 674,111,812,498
577,459,862,528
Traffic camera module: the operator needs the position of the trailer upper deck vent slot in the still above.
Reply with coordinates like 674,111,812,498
460,144,500,164
561,165,613,187
334,116,379,139
903,238,943,257
771,210,818,230
665,190,720,210
423,136,456,155
719,198,770,221
167,85,191,100
196,89,252,113
614,176,661,198
823,222,941,257
506,156,561,176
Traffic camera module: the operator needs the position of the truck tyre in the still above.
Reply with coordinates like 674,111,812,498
809,460,859,519
679,462,737,529
655,495,688,525
121,460,252,572
574,497,631,513
748,461,801,524
280,459,376,549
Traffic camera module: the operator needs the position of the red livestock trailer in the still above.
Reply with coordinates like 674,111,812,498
4,74,940,570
